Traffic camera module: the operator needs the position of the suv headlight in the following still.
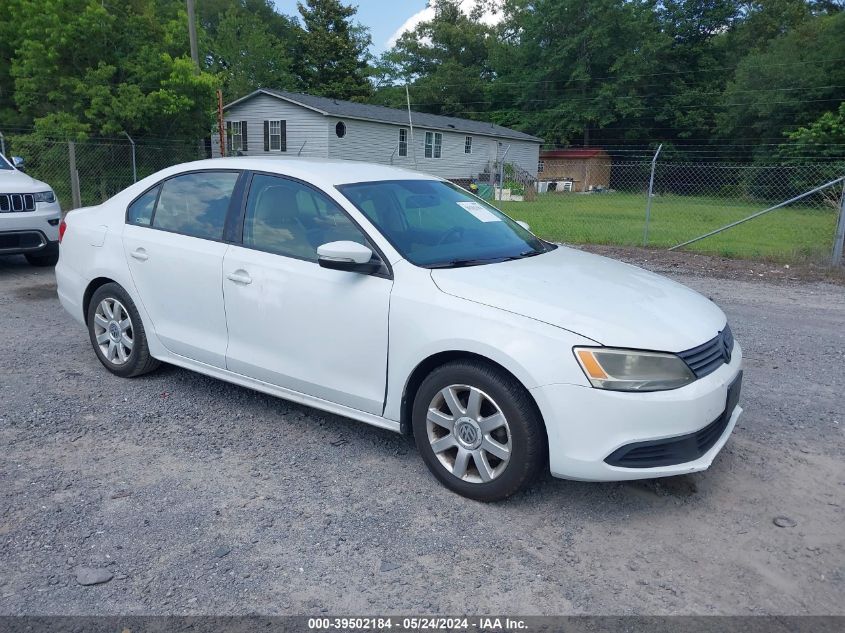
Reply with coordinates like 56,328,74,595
574,347,695,392
33,191,56,203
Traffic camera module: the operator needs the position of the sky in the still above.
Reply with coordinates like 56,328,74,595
271,1,502,54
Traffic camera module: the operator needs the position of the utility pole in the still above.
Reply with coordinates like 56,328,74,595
186,0,200,73
405,84,417,168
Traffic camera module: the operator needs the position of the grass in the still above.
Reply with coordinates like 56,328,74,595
498,192,839,262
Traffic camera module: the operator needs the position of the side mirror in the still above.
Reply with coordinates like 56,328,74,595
317,241,381,274
12,156,25,171
516,220,530,231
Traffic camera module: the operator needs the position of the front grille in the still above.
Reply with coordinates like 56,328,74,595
605,371,742,468
0,193,36,212
677,324,734,378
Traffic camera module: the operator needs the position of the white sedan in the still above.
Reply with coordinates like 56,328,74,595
56,158,743,501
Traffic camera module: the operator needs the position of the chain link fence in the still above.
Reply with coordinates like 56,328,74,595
3,134,843,265
502,157,845,265
1,136,207,212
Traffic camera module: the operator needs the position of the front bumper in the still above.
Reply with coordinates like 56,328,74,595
0,202,61,255
531,343,743,481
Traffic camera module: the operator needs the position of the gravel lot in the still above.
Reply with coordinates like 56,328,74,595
0,250,843,616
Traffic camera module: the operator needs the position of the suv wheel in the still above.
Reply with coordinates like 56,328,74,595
412,360,547,501
86,283,159,378
25,251,59,266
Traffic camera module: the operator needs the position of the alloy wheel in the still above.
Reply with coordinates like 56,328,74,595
426,384,512,483
93,298,134,365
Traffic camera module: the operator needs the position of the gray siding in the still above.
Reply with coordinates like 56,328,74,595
327,117,540,179
211,95,540,179
211,94,328,158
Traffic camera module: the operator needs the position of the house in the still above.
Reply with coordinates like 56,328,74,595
537,148,611,192
211,89,543,182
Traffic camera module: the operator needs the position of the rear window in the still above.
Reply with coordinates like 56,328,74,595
129,171,239,241
127,186,159,226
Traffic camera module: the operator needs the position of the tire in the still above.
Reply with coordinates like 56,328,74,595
86,283,160,378
25,251,59,267
412,360,547,501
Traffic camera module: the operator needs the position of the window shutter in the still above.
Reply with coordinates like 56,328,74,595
264,121,269,152
241,121,248,152
280,120,287,152
225,121,231,155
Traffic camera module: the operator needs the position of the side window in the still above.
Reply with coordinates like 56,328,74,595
243,174,368,262
153,172,239,240
127,186,160,226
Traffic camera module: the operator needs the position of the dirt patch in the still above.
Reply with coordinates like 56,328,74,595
577,244,845,285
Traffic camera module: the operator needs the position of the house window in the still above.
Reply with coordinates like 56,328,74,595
264,120,286,152
538,161,545,173
336,121,347,138
269,120,282,151
425,132,442,159
464,136,473,154
398,129,408,157
226,120,247,152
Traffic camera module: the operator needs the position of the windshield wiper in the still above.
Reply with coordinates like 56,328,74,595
425,258,502,269
500,249,545,262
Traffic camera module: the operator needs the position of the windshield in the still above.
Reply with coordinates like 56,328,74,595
0,154,12,170
337,180,552,267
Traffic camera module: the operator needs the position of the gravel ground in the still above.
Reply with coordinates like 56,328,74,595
0,250,843,616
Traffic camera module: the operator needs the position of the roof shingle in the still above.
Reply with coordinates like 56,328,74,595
226,89,543,143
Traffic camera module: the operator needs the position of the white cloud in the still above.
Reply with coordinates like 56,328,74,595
386,1,503,49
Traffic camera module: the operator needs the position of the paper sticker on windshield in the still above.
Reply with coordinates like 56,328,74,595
457,201,501,222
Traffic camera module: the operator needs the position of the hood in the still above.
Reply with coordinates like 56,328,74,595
0,169,51,192
431,246,726,352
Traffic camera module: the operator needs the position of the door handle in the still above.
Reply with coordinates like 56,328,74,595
130,248,148,262
226,270,252,285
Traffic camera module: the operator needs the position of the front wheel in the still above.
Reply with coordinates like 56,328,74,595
412,360,547,501
86,283,160,378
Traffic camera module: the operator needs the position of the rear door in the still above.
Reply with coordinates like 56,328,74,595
122,170,241,368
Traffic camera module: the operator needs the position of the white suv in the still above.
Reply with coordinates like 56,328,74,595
0,153,62,266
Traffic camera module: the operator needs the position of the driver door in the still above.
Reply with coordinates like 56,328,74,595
222,173,392,415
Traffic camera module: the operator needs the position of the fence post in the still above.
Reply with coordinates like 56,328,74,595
498,144,511,201
642,144,662,246
68,141,82,209
123,131,137,183
0,131,5,157
833,181,845,266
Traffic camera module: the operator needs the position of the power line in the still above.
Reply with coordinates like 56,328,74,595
406,85,845,109
400,56,845,90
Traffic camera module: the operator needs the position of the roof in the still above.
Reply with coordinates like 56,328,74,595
225,89,543,143
540,148,609,159
146,157,442,190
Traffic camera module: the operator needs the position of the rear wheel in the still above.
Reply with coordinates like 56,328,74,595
86,283,159,378
412,360,547,501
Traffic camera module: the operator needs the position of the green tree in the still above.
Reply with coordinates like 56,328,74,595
716,11,845,159
295,0,373,101
207,6,299,99
384,0,495,118
5,0,217,139
780,102,845,159
490,0,667,145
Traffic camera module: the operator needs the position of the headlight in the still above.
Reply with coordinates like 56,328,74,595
573,347,695,392
33,191,56,203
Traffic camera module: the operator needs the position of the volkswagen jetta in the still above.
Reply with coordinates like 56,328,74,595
56,158,743,501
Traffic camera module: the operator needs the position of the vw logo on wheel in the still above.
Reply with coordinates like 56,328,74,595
458,421,477,445
454,417,482,450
